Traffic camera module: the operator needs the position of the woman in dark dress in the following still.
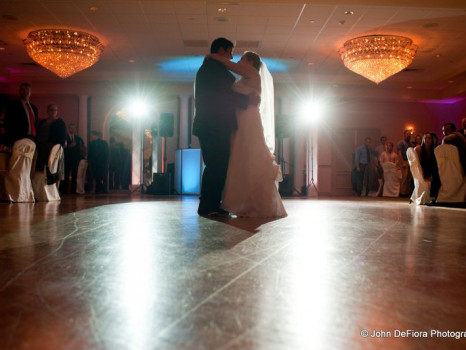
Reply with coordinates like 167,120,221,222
415,132,440,200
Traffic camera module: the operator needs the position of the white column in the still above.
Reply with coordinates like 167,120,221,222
179,95,190,149
78,95,88,144
131,120,142,191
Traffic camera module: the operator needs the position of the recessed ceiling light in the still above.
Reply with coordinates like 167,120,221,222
406,86,413,89
308,62,314,66
218,7,227,13
309,20,315,24
435,54,442,58
345,11,354,15
0,47,6,51
448,80,454,84
89,6,99,12
129,59,135,63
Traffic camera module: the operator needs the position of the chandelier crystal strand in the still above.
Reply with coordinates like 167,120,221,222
339,35,417,84
23,29,104,78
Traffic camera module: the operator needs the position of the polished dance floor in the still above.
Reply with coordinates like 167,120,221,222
0,194,465,350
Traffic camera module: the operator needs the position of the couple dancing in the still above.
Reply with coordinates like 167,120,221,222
193,37,287,218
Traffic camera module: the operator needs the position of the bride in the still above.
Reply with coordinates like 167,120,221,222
206,51,287,218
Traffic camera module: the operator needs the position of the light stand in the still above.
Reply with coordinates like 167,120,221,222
162,136,167,173
301,128,319,196
308,128,319,195
131,120,145,194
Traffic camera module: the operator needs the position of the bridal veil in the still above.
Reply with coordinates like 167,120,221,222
259,62,275,154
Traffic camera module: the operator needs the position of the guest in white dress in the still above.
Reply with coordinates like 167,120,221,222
207,51,287,218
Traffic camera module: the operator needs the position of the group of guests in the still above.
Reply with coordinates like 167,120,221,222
353,119,466,203
0,82,132,198
87,134,132,193
0,82,86,195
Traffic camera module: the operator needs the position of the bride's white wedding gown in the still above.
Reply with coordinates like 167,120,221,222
221,77,287,218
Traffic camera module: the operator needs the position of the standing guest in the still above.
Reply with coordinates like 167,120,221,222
442,122,466,173
375,136,387,157
458,117,466,136
415,132,440,200
354,137,372,196
4,82,38,146
62,123,84,194
363,154,384,197
118,142,131,190
397,129,413,196
442,122,457,139
431,133,439,148
413,134,422,147
108,137,121,190
88,131,109,194
36,103,67,189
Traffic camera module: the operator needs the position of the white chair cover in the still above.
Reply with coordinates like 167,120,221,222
32,144,62,201
76,159,88,194
406,147,433,205
435,144,466,203
5,138,36,202
382,162,401,197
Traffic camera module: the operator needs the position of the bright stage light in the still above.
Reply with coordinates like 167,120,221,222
299,101,325,124
129,98,150,118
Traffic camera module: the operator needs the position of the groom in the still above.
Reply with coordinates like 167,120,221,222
193,37,259,217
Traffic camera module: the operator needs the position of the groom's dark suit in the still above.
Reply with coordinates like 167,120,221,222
193,58,249,214
5,99,38,146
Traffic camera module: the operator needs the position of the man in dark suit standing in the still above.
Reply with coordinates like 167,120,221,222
88,130,109,194
5,82,38,146
192,37,259,217
62,123,84,194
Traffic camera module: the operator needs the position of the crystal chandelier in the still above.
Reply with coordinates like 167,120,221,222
23,29,104,79
339,35,417,84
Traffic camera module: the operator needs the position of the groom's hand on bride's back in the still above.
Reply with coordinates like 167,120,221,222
248,94,261,106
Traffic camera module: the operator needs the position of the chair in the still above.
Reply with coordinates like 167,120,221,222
32,144,63,201
406,147,433,205
382,161,401,197
435,144,466,203
4,138,36,202
76,159,88,194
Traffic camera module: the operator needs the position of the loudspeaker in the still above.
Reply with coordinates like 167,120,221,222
279,174,294,196
159,113,174,137
146,173,172,195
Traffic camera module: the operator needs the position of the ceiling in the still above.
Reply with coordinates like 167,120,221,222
0,0,465,99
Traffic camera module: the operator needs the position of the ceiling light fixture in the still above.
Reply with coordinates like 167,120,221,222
339,34,417,84
23,29,104,78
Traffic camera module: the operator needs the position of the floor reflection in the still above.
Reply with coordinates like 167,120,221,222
0,195,465,349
